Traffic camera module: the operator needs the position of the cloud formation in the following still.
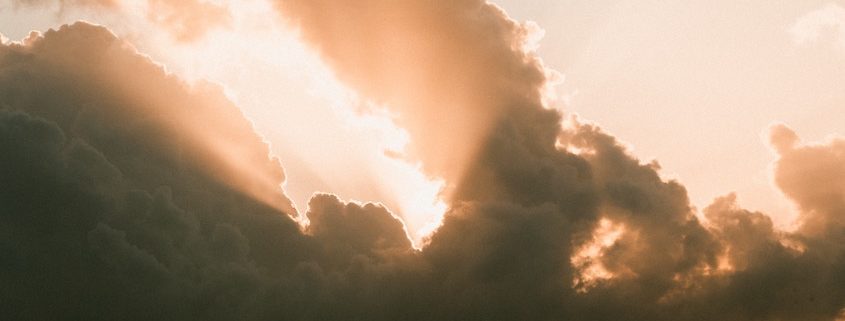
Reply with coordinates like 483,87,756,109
770,124,845,239
0,2,844,321
0,23,418,320
274,0,845,319
9,0,230,42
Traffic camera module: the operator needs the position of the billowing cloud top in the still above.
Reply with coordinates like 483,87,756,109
1,1,844,321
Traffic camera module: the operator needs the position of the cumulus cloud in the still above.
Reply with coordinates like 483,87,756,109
0,23,403,320
770,124,845,239
1,2,845,321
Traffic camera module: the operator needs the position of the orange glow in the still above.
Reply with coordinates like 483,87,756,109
571,218,625,292
13,0,455,238
778,237,807,254
716,249,734,273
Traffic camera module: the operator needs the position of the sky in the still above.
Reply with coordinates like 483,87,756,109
1,0,844,320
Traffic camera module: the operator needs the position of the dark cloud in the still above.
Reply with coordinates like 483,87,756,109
0,23,414,320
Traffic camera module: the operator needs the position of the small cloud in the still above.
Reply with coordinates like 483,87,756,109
789,3,845,50
768,122,800,154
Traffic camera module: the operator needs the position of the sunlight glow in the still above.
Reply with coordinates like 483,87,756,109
7,0,453,238
135,0,448,240
571,218,625,292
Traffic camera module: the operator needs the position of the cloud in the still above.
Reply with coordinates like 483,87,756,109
1,3,845,321
304,193,414,265
274,0,550,200
699,192,844,321
272,0,845,319
769,124,845,238
790,3,845,50
8,0,229,42
0,23,377,320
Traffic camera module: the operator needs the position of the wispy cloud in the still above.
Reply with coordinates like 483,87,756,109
790,3,845,50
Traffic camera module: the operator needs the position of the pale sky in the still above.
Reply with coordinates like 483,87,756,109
2,0,843,230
